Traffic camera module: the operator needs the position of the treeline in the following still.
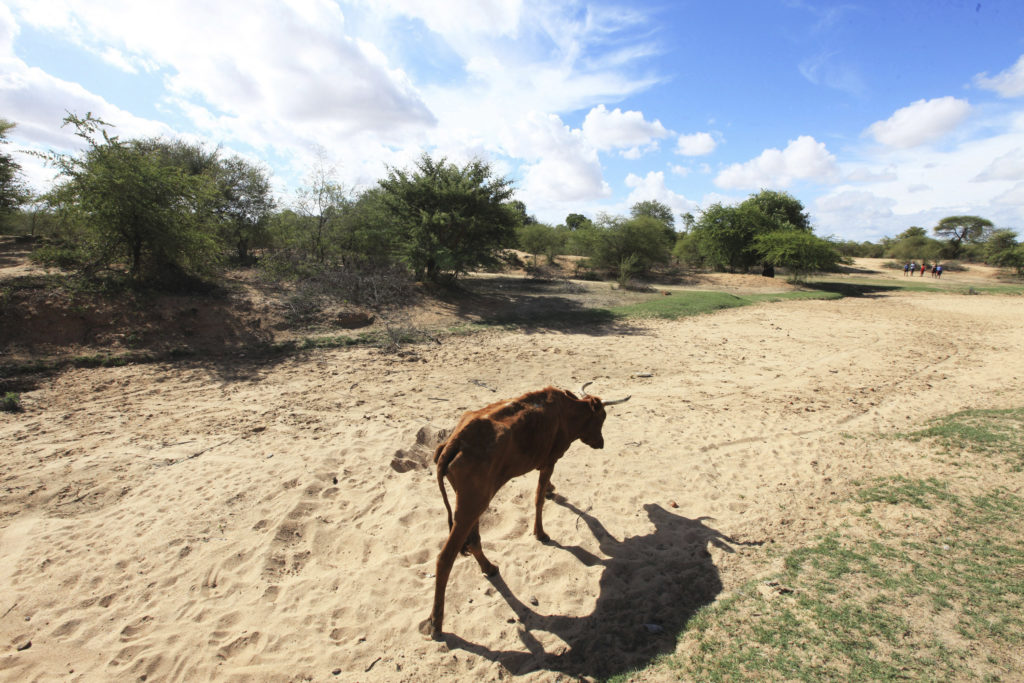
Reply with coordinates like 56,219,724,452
2,113,1023,297
519,190,843,281
831,219,1024,274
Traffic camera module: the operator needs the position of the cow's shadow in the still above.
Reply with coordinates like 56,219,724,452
443,498,759,678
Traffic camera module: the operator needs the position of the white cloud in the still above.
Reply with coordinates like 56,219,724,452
974,54,1024,98
581,104,669,153
675,131,716,156
506,112,608,204
624,171,699,215
812,190,898,239
864,96,970,149
375,0,525,39
3,0,667,213
10,0,436,141
0,3,16,51
974,148,1024,182
815,190,895,219
714,135,837,189
799,52,866,96
992,181,1024,206
844,166,898,183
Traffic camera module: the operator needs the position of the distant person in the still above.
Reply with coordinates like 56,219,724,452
921,262,927,276
910,262,917,276
936,264,943,278
931,264,938,277
903,262,910,276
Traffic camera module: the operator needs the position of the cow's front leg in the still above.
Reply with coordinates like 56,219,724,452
533,466,554,542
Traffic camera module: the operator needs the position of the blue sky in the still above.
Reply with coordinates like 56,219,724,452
2,0,1024,242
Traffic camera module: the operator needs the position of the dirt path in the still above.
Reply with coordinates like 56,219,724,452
1,289,1022,681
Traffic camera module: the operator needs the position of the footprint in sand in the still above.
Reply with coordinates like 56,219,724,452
261,470,337,579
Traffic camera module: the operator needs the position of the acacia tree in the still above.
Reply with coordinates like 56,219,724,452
565,213,592,231
933,215,993,258
517,222,561,266
884,226,943,261
753,230,840,280
0,119,30,228
630,199,675,230
139,139,275,264
740,189,811,232
686,190,818,273
689,202,773,272
379,154,517,282
44,113,219,282
293,149,351,263
591,214,673,275
215,155,275,263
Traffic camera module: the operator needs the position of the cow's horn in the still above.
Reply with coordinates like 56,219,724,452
602,395,631,406
580,381,594,396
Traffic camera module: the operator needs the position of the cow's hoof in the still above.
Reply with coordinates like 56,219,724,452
536,532,550,543
418,618,442,640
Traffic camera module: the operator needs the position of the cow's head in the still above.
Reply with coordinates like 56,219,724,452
576,383,630,449
577,396,608,449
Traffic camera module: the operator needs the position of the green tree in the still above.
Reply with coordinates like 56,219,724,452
630,199,675,230
933,215,993,258
0,119,30,229
1006,244,1024,277
517,223,562,266
753,230,841,280
689,202,773,272
984,229,1020,267
215,155,275,263
44,113,220,283
379,154,517,282
688,190,814,273
899,226,927,239
679,211,696,233
740,189,811,232
884,232,943,261
590,213,673,275
672,229,704,267
507,200,537,227
565,213,593,231
293,150,351,263
337,187,402,261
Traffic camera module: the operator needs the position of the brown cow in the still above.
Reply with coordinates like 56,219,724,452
419,382,630,639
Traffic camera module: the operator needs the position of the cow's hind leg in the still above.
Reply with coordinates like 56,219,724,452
533,466,555,542
419,498,488,640
463,522,498,577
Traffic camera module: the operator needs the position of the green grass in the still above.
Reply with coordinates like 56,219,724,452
611,289,841,320
893,407,1024,471
480,289,841,327
608,290,841,320
625,409,1024,683
1,391,22,412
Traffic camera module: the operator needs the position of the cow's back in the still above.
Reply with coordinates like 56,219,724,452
442,392,562,487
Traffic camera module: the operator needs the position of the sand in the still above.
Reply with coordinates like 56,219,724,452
2,278,1023,681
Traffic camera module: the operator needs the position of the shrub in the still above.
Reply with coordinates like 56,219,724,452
2,392,22,412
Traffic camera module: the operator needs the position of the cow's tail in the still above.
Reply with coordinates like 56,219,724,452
433,440,458,533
